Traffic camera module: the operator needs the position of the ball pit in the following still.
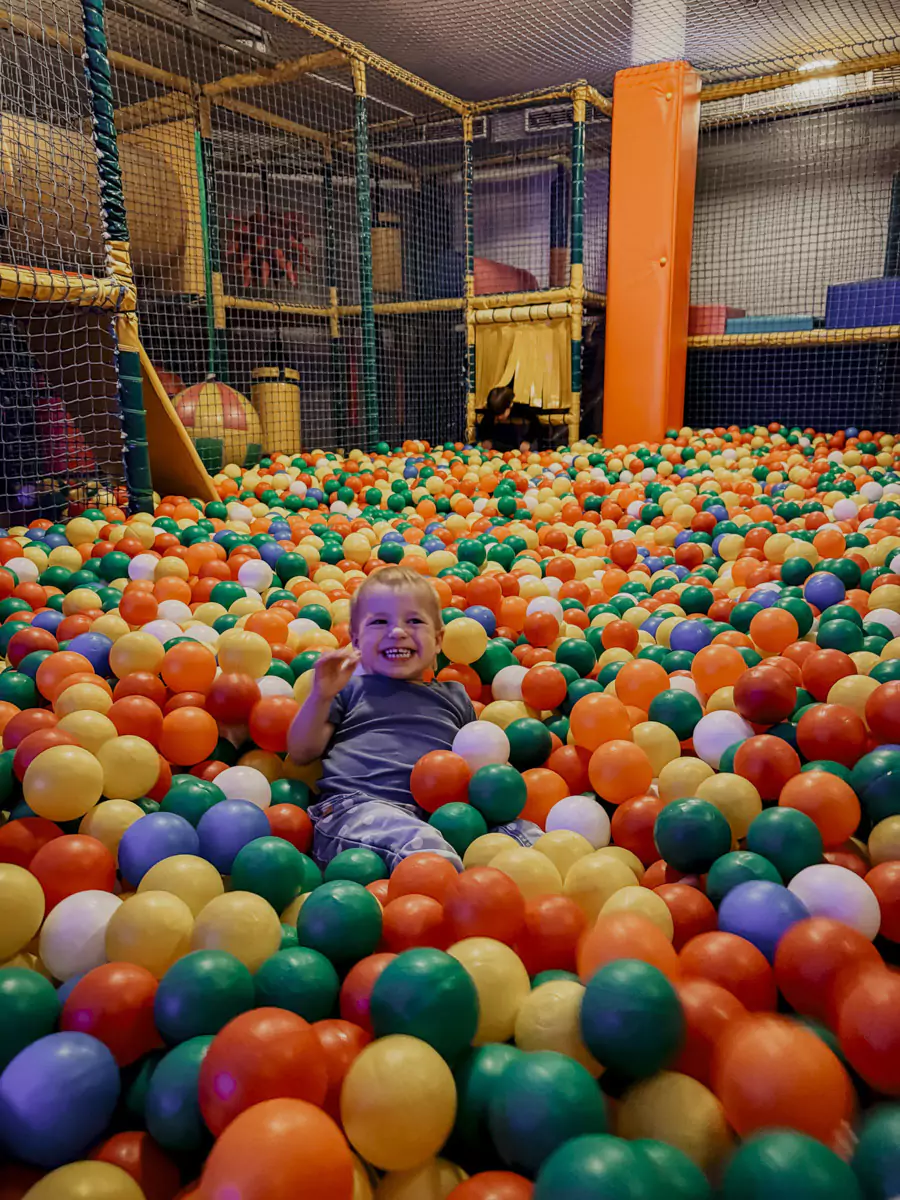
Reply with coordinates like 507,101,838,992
1,424,900,1194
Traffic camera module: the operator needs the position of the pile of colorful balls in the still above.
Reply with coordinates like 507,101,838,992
1,423,900,1199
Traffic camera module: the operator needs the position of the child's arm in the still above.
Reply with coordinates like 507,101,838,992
287,647,360,764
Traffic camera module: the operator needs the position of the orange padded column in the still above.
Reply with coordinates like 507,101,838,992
603,61,701,446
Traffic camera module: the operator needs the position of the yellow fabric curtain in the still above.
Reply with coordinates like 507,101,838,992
475,318,571,410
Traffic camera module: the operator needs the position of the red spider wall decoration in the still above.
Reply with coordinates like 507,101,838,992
225,209,312,289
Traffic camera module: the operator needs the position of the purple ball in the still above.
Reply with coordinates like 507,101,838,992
197,798,271,873
118,811,200,886
465,605,497,636
669,620,712,653
718,879,809,962
804,572,846,610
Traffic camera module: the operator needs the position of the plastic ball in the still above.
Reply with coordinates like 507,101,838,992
654,798,732,874
580,958,684,1079
491,846,562,900
720,1131,860,1200
196,798,271,874
717,880,809,962
777,770,861,848
60,962,160,1066
105,889,194,978
513,979,601,1075
705,851,782,907
38,889,122,981
0,968,60,1071
532,1136,658,1200
773,917,882,1023
0,862,45,961
544,795,610,848
190,890,282,972
746,807,823,882
411,751,471,813
297,880,383,969
468,764,526,824
79,799,145,863
370,947,479,1062
443,867,526,945
616,1071,732,1173
443,618,488,665
564,852,638,922
213,764,272,810
23,744,103,821
787,863,881,938
678,931,776,1011
588,739,653,805
20,1162,146,1200
452,722,510,771
673,977,747,1089
118,811,200,886
447,937,530,1044
838,967,900,1095
851,1102,900,1200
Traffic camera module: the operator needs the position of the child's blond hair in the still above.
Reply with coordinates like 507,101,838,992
349,565,443,635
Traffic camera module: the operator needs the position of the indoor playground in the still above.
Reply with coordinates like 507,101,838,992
2,0,900,1195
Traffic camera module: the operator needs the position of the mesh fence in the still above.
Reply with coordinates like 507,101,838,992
686,74,900,430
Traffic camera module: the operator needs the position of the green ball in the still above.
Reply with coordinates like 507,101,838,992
453,1043,523,1167
851,748,900,824
144,1036,213,1152
505,718,553,771
323,847,389,886
775,597,814,636
275,552,308,582
488,1051,608,1177
653,797,732,873
647,689,703,740
457,538,486,566
370,947,479,1063
555,638,597,678
532,969,580,987
154,950,255,1043
0,968,60,1071
210,580,246,609
781,557,813,586
852,1104,900,1200
279,923,298,949
230,836,311,912
580,960,684,1079
468,762,527,824
681,585,713,615
0,748,16,807
428,803,488,856
816,618,864,654
296,880,382,968
634,1140,711,1199
705,851,783,907
270,778,312,809
534,1135,657,1200
253,946,340,1022
721,1131,861,1200
160,776,223,826
123,1049,163,1122
0,671,37,707
800,759,854,785
473,641,516,683
746,807,823,881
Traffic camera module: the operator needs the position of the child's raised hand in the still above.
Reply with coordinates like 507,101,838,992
311,647,361,700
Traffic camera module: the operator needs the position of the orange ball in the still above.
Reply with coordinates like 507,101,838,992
521,665,568,711
748,607,800,654
520,767,570,828
578,912,680,983
35,651,94,702
570,694,632,752
690,644,746,696
161,642,217,695
588,739,653,805
614,659,669,710
158,706,218,765
601,620,638,652
777,770,861,848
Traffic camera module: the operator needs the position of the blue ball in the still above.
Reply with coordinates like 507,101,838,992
66,632,113,675
0,1033,120,1168
118,811,200,886
465,605,497,636
197,798,271,873
422,536,444,553
804,572,846,610
260,542,285,568
718,879,809,962
669,620,712,653
670,564,689,581
31,610,65,635
748,587,780,608
42,532,69,550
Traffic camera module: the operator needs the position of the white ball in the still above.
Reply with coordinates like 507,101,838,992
788,864,882,940
545,795,611,848
157,600,192,624
226,503,254,524
668,676,703,702
526,596,564,624
832,499,859,522
128,553,158,582
289,481,307,496
39,890,122,981
861,482,883,502
140,619,183,643
692,710,755,769
238,560,275,591
184,625,219,646
257,675,294,697
288,618,321,639
5,556,40,584
214,765,272,810
452,721,510,771
543,577,563,597
491,665,529,702
865,608,900,635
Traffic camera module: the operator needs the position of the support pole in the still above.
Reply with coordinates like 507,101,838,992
324,144,347,443
196,98,227,379
81,0,153,513
463,111,476,442
351,57,379,446
568,85,586,447
603,61,700,446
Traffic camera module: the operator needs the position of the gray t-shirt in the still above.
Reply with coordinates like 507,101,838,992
318,674,477,810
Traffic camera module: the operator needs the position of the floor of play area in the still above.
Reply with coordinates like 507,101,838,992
1,425,900,1198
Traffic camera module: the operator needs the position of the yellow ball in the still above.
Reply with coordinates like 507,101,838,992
491,847,562,901
563,852,637,921
658,757,715,804
514,979,602,1076
110,632,165,677
447,937,531,1044
53,681,113,718
869,816,900,866
827,674,880,722
871,585,900,615
79,799,145,863
217,629,272,677
696,772,761,840
57,710,118,755
23,1161,146,1200
65,517,98,546
373,1159,467,1199
61,587,102,616
138,854,225,916
191,890,281,972
0,863,45,960
533,830,594,881
600,885,674,939
105,890,194,978
341,1035,457,1172
95,735,160,801
237,749,284,781
593,845,644,880
631,721,681,775
462,833,512,870
23,744,104,821
442,618,488,665
616,1071,733,1172
478,700,535,729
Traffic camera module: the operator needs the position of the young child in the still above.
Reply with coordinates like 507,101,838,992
287,564,538,870
477,384,541,454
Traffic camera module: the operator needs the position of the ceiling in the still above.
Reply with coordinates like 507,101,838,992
292,0,900,98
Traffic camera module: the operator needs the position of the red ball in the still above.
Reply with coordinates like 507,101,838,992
733,665,797,726
545,744,592,795
312,1018,372,1123
61,962,162,1066
801,649,856,701
866,862,900,942
90,1131,180,1200
5,626,58,669
865,680,900,743
653,883,717,950
733,734,801,800
514,893,587,976
610,794,665,866
2,708,57,751
113,672,168,707
266,803,313,854
339,953,396,1034
387,852,459,904
205,673,261,724
12,727,78,781
443,866,526,945
29,834,116,910
0,816,62,867
108,695,164,746
795,703,867,768
674,976,747,1087
679,931,777,1011
773,916,883,1023
449,1174,534,1199
381,894,449,952
366,878,390,905
198,1008,327,1135
247,695,300,753
410,750,471,813
838,966,900,1094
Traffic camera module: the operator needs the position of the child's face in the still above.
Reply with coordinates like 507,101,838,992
352,587,442,680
